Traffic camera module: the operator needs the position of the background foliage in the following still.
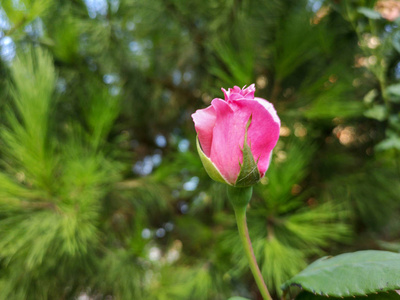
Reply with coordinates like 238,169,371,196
0,0,400,299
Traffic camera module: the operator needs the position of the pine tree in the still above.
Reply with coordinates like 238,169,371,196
0,0,399,299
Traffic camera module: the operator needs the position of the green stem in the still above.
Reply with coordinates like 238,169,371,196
234,205,272,300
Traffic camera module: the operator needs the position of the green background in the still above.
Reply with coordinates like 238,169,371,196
0,0,400,299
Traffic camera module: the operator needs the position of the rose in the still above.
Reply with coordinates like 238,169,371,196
192,84,280,187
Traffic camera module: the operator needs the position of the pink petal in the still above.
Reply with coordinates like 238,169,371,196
241,84,255,99
191,105,216,157
209,99,246,184
234,99,280,177
229,93,244,101
222,88,229,101
222,84,256,102
254,97,281,124
231,86,242,94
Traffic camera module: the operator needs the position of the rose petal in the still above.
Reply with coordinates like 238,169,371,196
192,105,216,157
233,99,280,177
241,84,255,99
209,99,246,184
222,84,256,102
254,97,281,124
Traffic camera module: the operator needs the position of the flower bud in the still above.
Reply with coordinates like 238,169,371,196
192,84,280,187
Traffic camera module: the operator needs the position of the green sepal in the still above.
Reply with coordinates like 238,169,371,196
235,115,261,187
227,185,253,209
196,136,230,185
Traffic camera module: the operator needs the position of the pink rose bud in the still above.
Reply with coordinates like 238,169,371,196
192,84,280,187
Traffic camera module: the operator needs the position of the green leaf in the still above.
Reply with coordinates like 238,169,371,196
196,136,229,185
357,7,381,19
235,116,260,187
2,0,26,25
364,104,388,121
295,291,400,299
389,115,400,131
386,84,400,95
392,31,400,54
375,136,400,151
282,250,400,298
386,84,400,103
363,89,378,104
228,297,252,300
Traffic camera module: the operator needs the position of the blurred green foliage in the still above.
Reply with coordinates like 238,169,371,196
0,0,399,299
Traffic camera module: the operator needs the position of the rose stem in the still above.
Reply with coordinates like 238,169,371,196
234,205,273,300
